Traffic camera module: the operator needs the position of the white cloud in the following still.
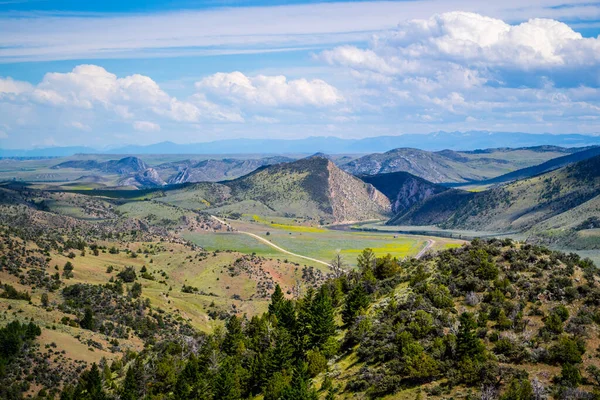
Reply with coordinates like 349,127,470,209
0,78,32,95
318,46,405,75
7,65,243,125
133,121,161,132
70,121,90,131
253,116,279,123
1,1,599,62
376,12,600,69
196,71,343,108
0,130,7,139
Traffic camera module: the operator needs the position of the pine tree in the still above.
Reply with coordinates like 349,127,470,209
80,307,95,331
309,286,336,349
223,315,245,356
357,248,376,272
280,362,318,400
269,285,285,316
457,312,485,361
342,284,369,326
214,358,242,400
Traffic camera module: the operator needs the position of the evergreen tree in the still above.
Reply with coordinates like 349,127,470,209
457,312,485,361
214,358,243,400
269,285,285,316
342,284,369,326
223,315,245,356
309,286,336,350
280,362,318,400
357,248,376,273
80,307,95,331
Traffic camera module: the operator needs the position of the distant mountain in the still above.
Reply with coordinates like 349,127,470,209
450,146,600,187
360,172,447,215
4,131,600,156
0,146,97,158
391,155,600,234
341,146,576,183
161,156,294,184
52,156,148,175
118,168,166,188
160,156,391,223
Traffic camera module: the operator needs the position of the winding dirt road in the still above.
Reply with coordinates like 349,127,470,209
415,239,435,259
210,215,434,268
210,215,332,267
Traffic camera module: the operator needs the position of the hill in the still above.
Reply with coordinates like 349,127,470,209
159,156,391,223
360,171,448,215
12,237,600,400
341,146,576,183
52,156,148,175
453,146,600,187
388,188,474,226
391,155,600,239
162,156,294,184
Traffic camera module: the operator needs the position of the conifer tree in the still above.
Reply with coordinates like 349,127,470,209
342,283,369,326
309,286,336,349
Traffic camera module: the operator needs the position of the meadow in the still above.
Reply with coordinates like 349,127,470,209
185,216,465,268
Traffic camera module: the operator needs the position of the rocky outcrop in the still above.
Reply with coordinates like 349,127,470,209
118,168,166,188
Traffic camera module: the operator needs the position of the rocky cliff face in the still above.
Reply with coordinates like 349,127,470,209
326,160,391,223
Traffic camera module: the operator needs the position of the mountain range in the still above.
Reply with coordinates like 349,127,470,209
3,131,600,157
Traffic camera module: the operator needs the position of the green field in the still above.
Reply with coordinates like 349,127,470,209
185,218,465,268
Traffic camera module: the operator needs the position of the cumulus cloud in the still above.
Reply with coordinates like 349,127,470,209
4,65,244,127
0,78,33,95
196,71,344,108
378,12,600,69
311,11,600,133
320,12,600,80
133,121,161,132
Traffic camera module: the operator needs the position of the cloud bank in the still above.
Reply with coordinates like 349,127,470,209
1,9,600,147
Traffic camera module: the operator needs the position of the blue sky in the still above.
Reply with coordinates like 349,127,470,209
0,0,599,148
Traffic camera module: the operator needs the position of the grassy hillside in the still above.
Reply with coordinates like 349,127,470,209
14,238,600,399
342,147,576,183
389,155,600,250
452,146,600,187
443,155,600,232
160,156,392,224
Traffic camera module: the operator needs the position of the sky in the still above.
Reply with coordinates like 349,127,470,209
0,0,600,149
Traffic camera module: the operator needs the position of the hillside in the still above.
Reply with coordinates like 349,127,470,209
156,156,391,223
9,237,600,399
454,146,600,187
391,155,600,240
360,171,448,215
341,146,576,183
223,156,391,223
388,188,474,226
162,156,294,184
52,156,149,175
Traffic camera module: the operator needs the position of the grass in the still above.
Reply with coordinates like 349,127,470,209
211,218,463,267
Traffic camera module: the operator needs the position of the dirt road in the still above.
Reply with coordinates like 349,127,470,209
415,239,435,259
210,215,332,267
